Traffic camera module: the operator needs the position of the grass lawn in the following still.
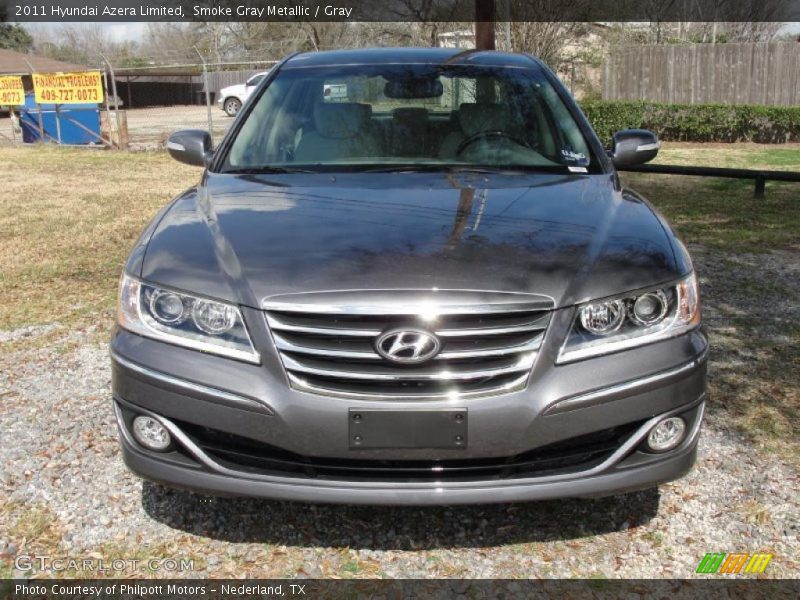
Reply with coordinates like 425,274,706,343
653,142,800,170
624,143,800,458
630,144,800,251
0,142,798,455
0,147,200,331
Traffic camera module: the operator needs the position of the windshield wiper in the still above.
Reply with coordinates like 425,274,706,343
223,166,318,174
446,166,527,175
356,165,567,175
357,165,444,173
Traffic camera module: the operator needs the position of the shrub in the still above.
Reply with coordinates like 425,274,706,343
579,100,800,144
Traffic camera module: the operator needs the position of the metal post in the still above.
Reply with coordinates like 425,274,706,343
9,107,16,142
36,104,46,143
100,66,113,146
23,57,45,144
195,47,214,142
54,104,62,144
100,54,122,148
754,177,766,199
101,67,110,113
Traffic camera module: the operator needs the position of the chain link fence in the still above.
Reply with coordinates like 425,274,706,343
0,58,279,151
110,59,279,150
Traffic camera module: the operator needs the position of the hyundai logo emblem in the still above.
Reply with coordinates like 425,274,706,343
375,328,442,364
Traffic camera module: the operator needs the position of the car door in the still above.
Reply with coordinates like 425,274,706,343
243,74,266,101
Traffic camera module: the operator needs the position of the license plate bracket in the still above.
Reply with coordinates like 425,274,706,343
348,408,467,449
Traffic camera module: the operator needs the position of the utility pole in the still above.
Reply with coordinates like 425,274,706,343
195,46,213,142
475,0,495,50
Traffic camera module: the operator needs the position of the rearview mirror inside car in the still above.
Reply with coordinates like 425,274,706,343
385,78,443,99
610,129,660,168
166,129,213,167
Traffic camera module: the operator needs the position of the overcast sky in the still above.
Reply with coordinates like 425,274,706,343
26,22,149,41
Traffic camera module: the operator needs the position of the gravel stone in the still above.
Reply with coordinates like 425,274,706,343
0,249,798,578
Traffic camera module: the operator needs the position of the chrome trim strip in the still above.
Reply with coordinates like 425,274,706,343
267,316,381,337
263,290,552,400
267,314,548,338
113,400,139,448
281,353,536,381
545,355,706,415
273,333,380,359
557,323,701,364
636,142,660,152
111,352,272,415
261,289,555,313
286,372,531,400
264,302,544,315
115,395,705,490
436,322,548,337
438,336,542,359
273,332,543,360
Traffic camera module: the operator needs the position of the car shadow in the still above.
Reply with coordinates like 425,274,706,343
141,482,659,549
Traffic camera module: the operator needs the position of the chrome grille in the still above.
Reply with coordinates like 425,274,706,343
264,291,553,399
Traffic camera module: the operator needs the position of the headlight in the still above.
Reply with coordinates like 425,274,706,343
117,273,260,363
557,272,700,363
579,299,625,335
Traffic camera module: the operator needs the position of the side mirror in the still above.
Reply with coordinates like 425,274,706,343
610,129,659,168
166,129,212,167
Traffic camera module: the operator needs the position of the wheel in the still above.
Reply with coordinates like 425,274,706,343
223,97,242,117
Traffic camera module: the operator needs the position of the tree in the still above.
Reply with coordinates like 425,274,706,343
0,24,34,53
34,24,141,67
508,22,586,69
722,22,783,43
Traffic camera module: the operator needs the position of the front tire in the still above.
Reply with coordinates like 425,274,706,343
223,98,242,117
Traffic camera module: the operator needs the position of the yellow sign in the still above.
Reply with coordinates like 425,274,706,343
32,71,104,104
0,75,25,106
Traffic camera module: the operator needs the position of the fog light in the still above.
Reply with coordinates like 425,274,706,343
646,417,686,452
132,415,171,451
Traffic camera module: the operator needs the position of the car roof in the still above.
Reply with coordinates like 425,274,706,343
283,47,539,69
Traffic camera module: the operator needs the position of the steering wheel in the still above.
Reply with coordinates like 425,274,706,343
456,130,532,155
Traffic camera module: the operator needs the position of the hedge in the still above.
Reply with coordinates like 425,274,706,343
579,100,800,144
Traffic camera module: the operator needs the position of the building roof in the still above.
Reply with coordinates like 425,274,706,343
0,48,89,75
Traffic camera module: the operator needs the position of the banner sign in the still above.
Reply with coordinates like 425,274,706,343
0,75,25,106
32,71,104,104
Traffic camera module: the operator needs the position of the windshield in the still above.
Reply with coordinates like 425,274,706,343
222,63,595,173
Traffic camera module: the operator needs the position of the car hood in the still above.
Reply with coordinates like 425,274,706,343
138,171,683,310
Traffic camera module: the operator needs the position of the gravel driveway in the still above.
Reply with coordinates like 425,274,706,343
1,248,797,579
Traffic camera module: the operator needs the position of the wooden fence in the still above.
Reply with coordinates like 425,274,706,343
603,43,800,106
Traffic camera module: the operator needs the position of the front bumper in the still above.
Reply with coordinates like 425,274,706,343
111,323,708,505
116,395,702,505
